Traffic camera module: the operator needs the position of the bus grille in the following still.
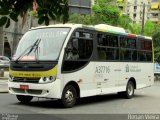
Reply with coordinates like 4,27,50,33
13,77,40,83
12,88,42,95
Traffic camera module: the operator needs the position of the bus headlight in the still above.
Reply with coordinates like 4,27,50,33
39,76,56,84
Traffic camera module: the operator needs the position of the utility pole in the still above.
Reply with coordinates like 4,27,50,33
141,3,145,35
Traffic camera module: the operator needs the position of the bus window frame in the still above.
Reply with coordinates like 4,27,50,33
137,38,153,62
61,28,95,73
119,35,138,62
96,32,120,62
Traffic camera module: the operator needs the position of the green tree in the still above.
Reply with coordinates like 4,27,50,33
0,0,69,28
144,21,155,36
117,14,132,32
92,0,120,25
68,13,105,25
152,29,160,62
130,23,141,34
69,0,134,31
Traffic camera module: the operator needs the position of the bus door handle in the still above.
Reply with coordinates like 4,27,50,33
104,79,108,81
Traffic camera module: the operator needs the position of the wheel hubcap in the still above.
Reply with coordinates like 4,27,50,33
128,84,133,96
65,90,74,103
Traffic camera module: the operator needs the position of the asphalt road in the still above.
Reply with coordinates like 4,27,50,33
0,82,160,120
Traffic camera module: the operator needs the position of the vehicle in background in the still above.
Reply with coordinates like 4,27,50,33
0,56,10,68
154,62,160,80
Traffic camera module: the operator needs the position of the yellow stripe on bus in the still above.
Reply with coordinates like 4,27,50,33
9,65,57,78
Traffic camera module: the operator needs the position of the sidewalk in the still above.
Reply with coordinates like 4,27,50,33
0,71,9,93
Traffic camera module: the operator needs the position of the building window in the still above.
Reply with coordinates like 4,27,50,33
152,13,158,18
134,6,137,9
133,13,136,18
133,21,136,24
119,6,124,10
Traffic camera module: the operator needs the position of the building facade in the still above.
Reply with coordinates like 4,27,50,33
117,0,160,24
69,0,91,14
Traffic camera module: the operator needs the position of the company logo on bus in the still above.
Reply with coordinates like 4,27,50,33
126,64,129,72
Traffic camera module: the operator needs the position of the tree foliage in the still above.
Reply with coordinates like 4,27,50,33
0,0,69,28
144,21,155,36
131,23,141,34
152,29,160,62
117,14,132,32
69,0,133,32
69,13,105,25
92,0,120,25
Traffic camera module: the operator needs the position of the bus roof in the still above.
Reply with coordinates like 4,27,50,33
30,24,85,30
94,24,126,33
137,35,152,40
30,24,152,40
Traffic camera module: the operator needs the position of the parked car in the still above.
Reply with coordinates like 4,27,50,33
0,56,10,68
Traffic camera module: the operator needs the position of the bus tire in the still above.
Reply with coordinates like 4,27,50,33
61,85,77,108
16,95,33,103
125,81,135,99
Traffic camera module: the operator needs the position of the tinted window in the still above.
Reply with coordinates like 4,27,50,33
120,37,136,49
141,40,152,50
98,47,119,60
62,30,93,72
138,51,152,61
97,33,119,61
121,49,137,61
65,32,93,60
98,34,118,47
137,39,152,62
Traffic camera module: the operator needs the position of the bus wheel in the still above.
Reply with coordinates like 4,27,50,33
125,81,134,99
16,95,33,103
61,85,77,108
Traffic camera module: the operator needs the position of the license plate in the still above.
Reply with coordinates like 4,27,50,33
20,85,29,90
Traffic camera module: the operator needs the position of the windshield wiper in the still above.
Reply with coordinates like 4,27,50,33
15,39,41,62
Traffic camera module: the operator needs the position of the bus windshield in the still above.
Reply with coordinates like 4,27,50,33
14,28,70,61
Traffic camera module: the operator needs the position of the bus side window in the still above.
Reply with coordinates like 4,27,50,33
97,33,119,61
121,49,130,61
62,30,93,72
65,39,79,60
138,39,152,62
132,51,137,61
146,52,152,61
98,47,106,60
138,52,147,61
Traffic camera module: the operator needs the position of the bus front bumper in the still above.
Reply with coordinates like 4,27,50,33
8,79,62,99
